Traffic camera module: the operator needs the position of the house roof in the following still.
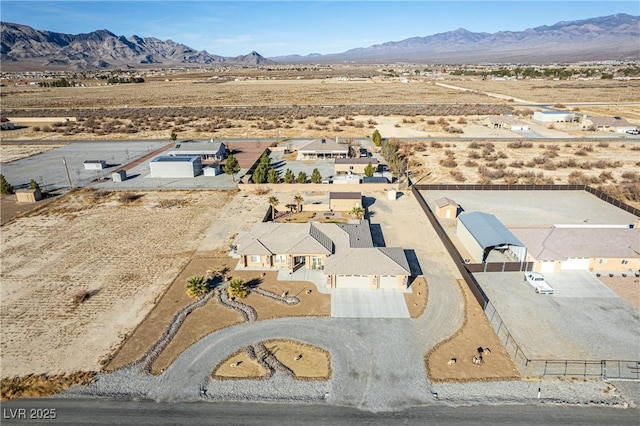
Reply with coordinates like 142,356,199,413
330,192,361,200
235,222,333,256
335,158,379,164
435,197,458,208
298,138,349,153
236,220,410,276
169,140,226,155
585,116,633,128
324,247,411,276
458,212,524,249
363,176,389,183
151,156,200,163
511,226,640,261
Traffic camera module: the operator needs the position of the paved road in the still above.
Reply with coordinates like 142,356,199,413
2,398,638,426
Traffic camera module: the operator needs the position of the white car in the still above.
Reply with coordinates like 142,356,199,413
524,272,554,295
626,129,639,135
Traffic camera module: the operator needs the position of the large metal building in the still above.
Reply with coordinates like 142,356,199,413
456,212,526,263
149,156,203,178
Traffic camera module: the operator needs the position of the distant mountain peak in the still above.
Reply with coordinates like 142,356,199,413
0,22,272,70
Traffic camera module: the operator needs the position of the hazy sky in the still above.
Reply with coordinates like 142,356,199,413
1,1,637,57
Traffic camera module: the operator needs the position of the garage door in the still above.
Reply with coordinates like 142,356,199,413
379,275,397,289
540,261,556,273
561,258,590,270
335,275,370,288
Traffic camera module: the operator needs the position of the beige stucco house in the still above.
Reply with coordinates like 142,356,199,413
580,115,636,133
511,226,640,273
233,220,411,290
334,157,379,175
297,138,349,160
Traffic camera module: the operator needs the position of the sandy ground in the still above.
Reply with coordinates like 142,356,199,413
598,275,640,309
0,189,234,378
0,144,65,163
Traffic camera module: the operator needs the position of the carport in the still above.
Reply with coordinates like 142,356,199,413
457,212,527,263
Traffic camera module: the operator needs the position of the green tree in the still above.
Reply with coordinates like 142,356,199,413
310,168,322,184
0,174,14,195
185,275,209,298
267,168,279,183
223,155,240,182
170,131,178,141
284,168,295,183
297,171,307,184
258,151,270,167
372,129,382,147
350,205,365,220
228,278,248,299
252,163,268,184
268,195,279,220
293,194,304,213
364,162,376,177
29,179,42,192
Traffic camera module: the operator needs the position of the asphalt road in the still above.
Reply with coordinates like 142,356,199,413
1,398,638,425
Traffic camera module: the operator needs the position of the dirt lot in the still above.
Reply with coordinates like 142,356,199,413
0,143,65,163
599,275,640,309
426,280,520,382
0,189,232,378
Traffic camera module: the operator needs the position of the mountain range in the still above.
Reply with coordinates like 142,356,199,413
1,14,639,70
0,22,275,70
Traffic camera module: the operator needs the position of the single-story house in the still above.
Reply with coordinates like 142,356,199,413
334,157,379,175
329,192,362,211
233,220,411,290
511,226,640,273
484,115,530,131
363,176,389,184
150,155,203,178
168,139,227,163
434,197,459,219
297,138,349,160
456,212,527,263
532,111,576,123
581,115,636,133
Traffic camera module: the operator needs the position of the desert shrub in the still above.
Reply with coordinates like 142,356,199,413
506,141,533,149
468,142,481,149
457,117,467,124
574,148,589,156
430,141,442,148
439,155,457,168
509,160,524,168
464,160,478,167
599,171,614,182
119,192,142,203
450,170,466,182
596,141,609,148
467,151,480,159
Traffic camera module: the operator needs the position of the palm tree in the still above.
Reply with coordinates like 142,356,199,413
268,196,279,220
350,205,365,220
293,194,303,213
185,275,208,298
228,278,248,299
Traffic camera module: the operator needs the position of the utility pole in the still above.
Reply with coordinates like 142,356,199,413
62,156,73,190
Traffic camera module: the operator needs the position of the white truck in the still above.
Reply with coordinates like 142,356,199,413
524,272,554,295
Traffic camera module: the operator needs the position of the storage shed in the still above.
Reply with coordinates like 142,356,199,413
150,156,202,178
111,170,127,182
435,197,459,219
456,212,526,263
84,160,107,170
15,188,43,203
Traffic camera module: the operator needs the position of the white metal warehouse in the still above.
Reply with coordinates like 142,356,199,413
456,212,527,263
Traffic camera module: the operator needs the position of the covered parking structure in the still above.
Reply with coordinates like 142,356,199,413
456,212,527,263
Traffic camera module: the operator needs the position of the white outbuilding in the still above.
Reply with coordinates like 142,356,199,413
150,156,202,178
532,111,576,123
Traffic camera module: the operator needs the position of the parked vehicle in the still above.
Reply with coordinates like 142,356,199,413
625,129,639,135
524,272,554,294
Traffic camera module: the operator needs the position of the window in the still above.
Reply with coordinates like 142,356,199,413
621,259,629,265
598,259,607,264
275,255,287,263
250,255,261,263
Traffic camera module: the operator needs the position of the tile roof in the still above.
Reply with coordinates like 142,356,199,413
435,197,458,208
511,226,640,261
330,192,362,200
298,138,349,153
